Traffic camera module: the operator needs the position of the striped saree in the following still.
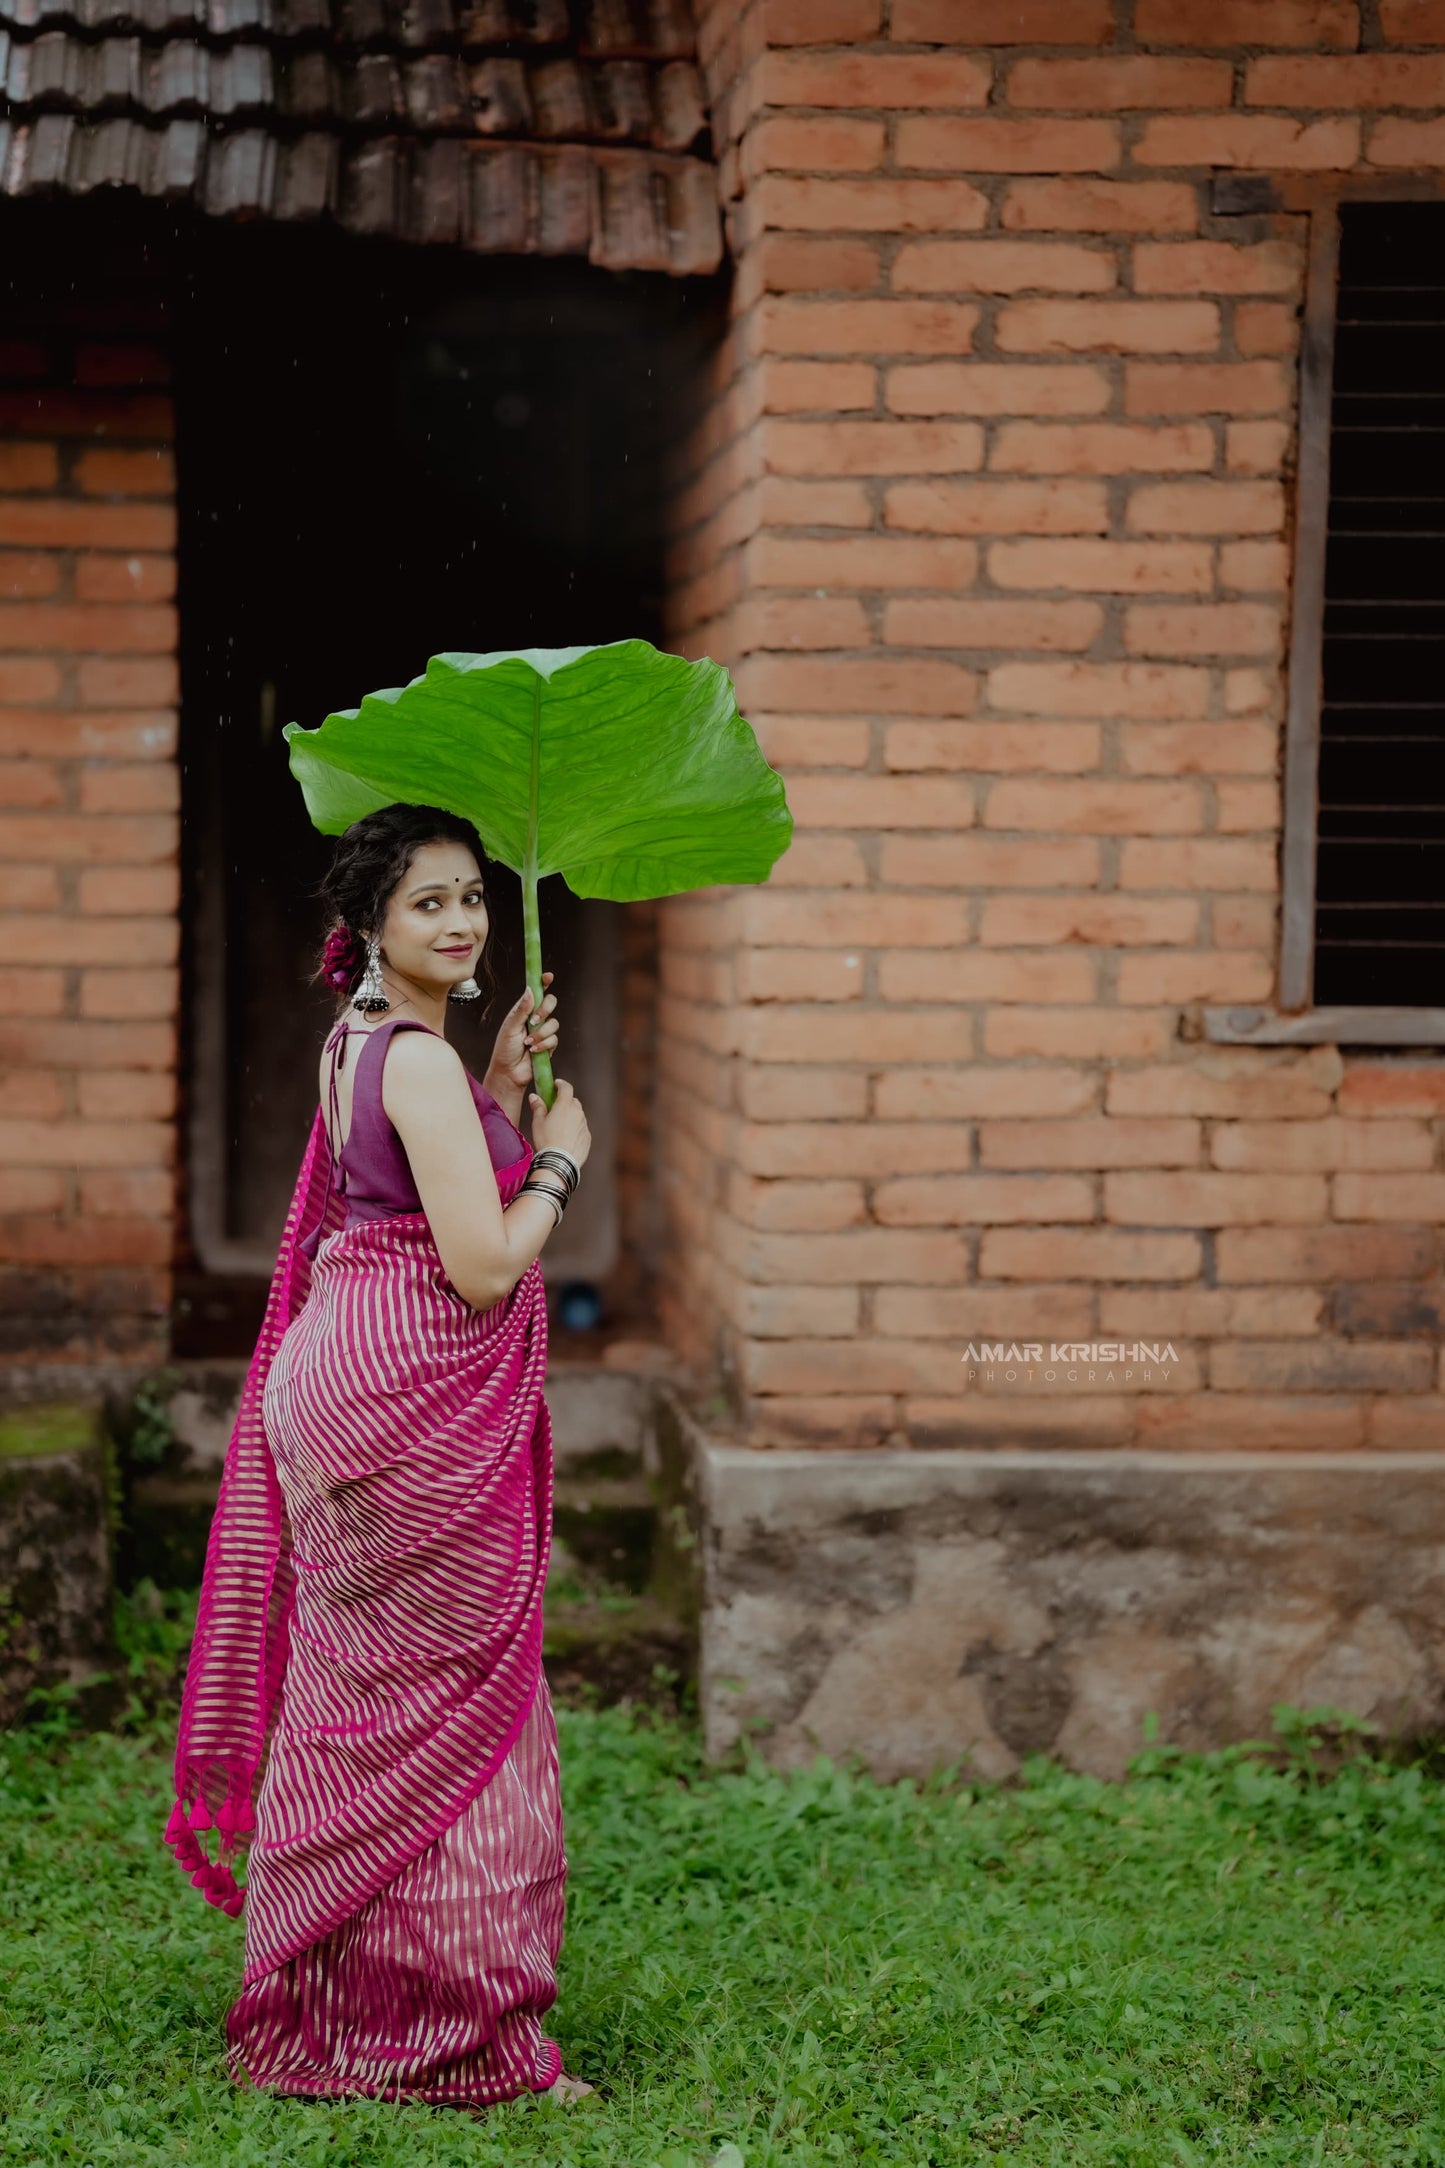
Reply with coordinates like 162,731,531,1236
167,1105,566,2104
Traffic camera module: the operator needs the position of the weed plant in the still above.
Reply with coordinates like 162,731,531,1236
2,1611,1443,2165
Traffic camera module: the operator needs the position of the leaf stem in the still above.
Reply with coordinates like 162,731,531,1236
523,673,556,1110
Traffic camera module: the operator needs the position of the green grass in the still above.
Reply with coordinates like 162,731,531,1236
3,1703,1445,2168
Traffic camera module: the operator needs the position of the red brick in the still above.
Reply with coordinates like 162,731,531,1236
0,552,59,600
755,236,883,292
77,765,180,816
875,1173,1095,1226
906,1397,1139,1447
77,1069,176,1119
741,656,978,715
880,949,1096,1001
1135,1397,1366,1451
763,418,982,476
0,391,170,440
1,914,176,965
981,1117,1200,1168
982,1226,1201,1280
1214,1341,1433,1394
0,760,62,809
730,1174,866,1232
884,721,1100,770
739,1226,968,1283
1119,838,1276,889
73,343,170,388
894,0,1112,34
1126,362,1291,417
1213,1119,1433,1172
0,1218,172,1266
883,597,1102,650
899,117,1121,174
1134,115,1361,169
981,894,1199,945
1332,1172,1445,1221
1220,1226,1433,1283
996,299,1220,356
1107,1170,1327,1226
79,1169,174,1215
1128,480,1285,535
0,864,62,910
757,359,877,414
760,0,879,39
1366,1398,1445,1450
0,603,175,654
1116,952,1274,1003
757,176,990,233
735,593,872,649
988,660,1209,719
1119,721,1278,774
1002,178,1198,234
1108,1051,1340,1120
0,499,176,549
74,447,175,496
1230,418,1291,474
738,1067,870,1121
990,421,1213,474
1248,52,1445,103
740,1121,973,1179
770,834,870,885
1367,118,1445,165
1098,1287,1322,1336
0,1019,176,1069
0,1116,171,1168
880,834,1102,887
989,537,1214,592
1134,241,1302,297
757,477,874,526
787,773,975,826
77,865,180,914
1135,0,1358,42
985,777,1203,833
740,891,971,945
735,946,861,1005
0,1169,65,1210
0,659,62,704
0,814,174,863
753,714,872,766
79,968,178,1019
1011,56,1234,111
77,659,178,705
762,50,991,106
1381,0,1445,36
75,553,176,603
747,534,978,588
733,1285,861,1338
742,1340,958,1395
886,478,1108,534
760,298,980,357
0,444,58,491
1339,1064,1445,1116
892,241,1116,295
985,1007,1173,1058
746,1398,899,1448
1220,540,1289,592
886,362,1110,416
874,1065,1097,1119
0,969,63,1016
1213,896,1278,947
876,1286,1095,1338
1126,602,1281,659
742,1004,973,1064
1235,303,1297,360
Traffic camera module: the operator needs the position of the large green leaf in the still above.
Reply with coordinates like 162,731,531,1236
284,640,792,1105
283,640,792,902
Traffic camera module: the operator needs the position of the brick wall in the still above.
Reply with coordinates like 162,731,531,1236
658,0,1445,1451
0,318,178,1367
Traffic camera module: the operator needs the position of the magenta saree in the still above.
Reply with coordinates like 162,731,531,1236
167,1044,566,2104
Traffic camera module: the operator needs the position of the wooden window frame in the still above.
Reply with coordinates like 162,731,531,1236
1205,180,1445,1048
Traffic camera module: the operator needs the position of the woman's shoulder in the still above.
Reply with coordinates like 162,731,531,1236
375,1020,469,1098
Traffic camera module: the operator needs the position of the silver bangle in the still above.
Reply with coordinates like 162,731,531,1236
532,1147,580,1188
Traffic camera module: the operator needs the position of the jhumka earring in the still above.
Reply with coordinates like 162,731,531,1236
352,938,390,1015
449,973,482,1004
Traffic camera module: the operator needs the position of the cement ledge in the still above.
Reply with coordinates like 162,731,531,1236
691,1438,1445,1782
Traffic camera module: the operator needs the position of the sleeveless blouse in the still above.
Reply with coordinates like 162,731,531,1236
308,1016,527,1249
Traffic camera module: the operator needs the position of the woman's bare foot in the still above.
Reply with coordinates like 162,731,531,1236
550,2072,595,2102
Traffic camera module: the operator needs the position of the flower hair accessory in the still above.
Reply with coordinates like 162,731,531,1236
320,924,360,991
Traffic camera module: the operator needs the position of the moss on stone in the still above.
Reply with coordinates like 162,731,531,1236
0,1404,97,1462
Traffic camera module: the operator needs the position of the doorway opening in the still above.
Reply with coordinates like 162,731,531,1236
174,221,718,1354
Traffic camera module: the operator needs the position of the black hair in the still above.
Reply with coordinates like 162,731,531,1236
316,802,497,1010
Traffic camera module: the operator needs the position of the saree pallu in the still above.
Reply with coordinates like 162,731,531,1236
173,1114,565,2105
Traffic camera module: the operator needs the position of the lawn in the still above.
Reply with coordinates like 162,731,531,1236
3,1673,1445,2167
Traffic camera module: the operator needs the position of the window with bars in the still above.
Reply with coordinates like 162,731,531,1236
1206,193,1445,1047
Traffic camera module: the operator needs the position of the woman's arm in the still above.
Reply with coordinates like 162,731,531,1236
380,1031,557,1311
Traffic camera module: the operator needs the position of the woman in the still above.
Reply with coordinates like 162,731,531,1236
166,802,594,2108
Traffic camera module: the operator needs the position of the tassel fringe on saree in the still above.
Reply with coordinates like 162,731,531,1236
168,1103,567,2104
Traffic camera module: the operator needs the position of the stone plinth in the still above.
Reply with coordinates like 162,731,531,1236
0,1405,114,1726
697,1445,1445,1782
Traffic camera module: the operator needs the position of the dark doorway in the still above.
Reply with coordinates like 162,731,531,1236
174,222,718,1351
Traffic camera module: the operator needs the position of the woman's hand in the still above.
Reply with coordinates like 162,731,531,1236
485,973,558,1104
528,1075,591,1170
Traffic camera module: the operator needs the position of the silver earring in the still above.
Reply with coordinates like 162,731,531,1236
449,974,482,1004
352,938,390,1015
